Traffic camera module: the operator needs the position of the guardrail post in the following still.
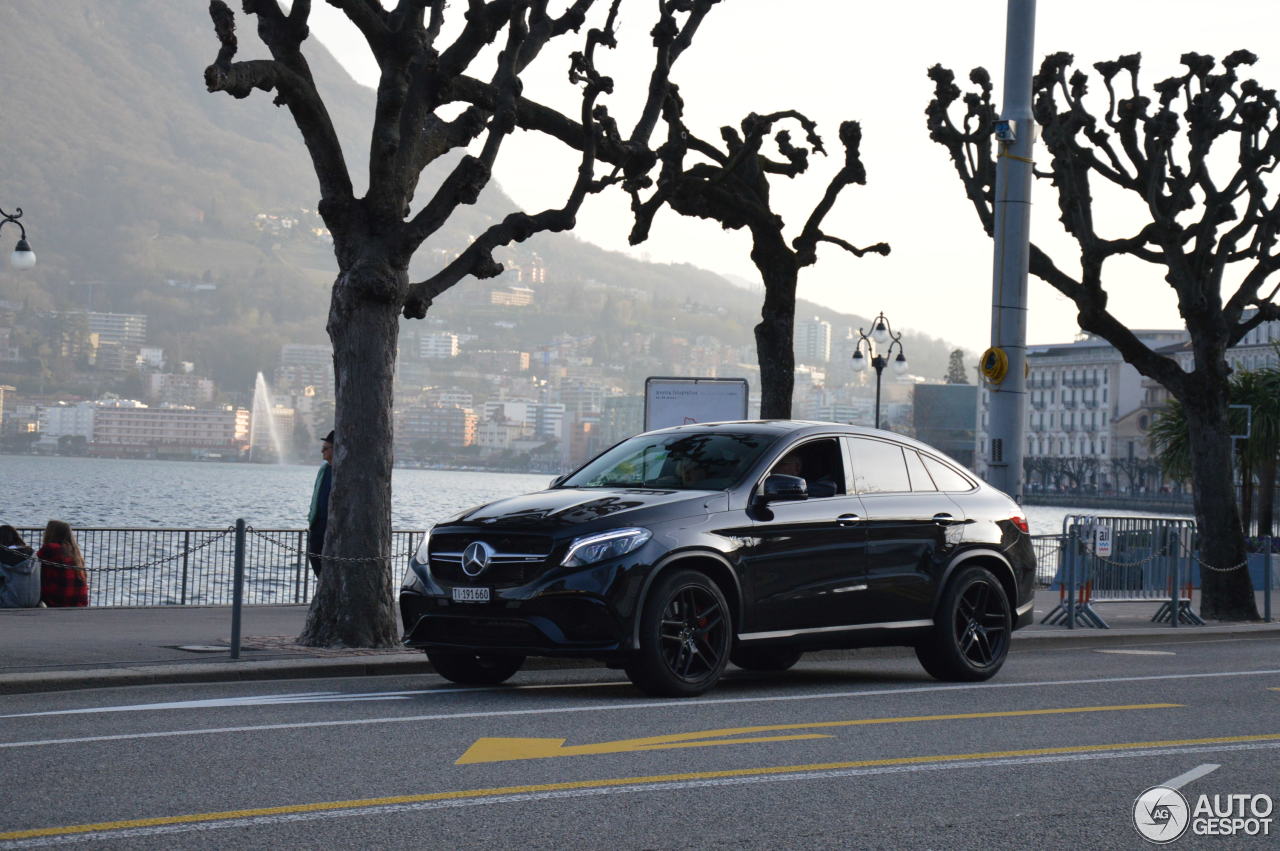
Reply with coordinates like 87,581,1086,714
1266,535,1273,623
1170,526,1179,629
1065,526,1076,630
230,519,246,660
180,530,190,605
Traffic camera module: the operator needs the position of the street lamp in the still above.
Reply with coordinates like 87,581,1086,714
1,206,36,270
851,311,908,429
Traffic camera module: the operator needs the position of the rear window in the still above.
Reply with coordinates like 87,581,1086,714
921,455,976,492
848,438,910,494
561,432,777,491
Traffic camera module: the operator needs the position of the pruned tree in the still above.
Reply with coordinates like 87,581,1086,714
945,349,969,384
203,0,707,646
927,51,1280,620
626,107,890,418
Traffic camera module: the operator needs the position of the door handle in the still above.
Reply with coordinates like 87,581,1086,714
933,513,961,526
836,514,862,527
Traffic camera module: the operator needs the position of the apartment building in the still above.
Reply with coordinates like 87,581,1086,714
90,405,250,457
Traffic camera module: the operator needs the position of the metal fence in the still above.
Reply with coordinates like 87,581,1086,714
14,526,423,607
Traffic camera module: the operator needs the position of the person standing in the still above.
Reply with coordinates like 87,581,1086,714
0,525,41,608
37,520,88,608
307,430,334,577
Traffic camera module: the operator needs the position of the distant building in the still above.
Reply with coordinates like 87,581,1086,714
912,383,977,468
419,332,460,360
470,350,530,373
398,404,477,450
275,344,333,398
423,387,474,409
69,312,148,347
601,395,644,446
90,405,250,457
147,373,216,406
38,401,99,443
794,316,832,364
489,286,535,307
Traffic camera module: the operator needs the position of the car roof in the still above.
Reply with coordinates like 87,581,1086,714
643,420,975,472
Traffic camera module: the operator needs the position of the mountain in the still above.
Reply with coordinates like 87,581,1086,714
0,1,967,395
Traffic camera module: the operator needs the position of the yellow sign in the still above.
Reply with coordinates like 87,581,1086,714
456,703,1179,764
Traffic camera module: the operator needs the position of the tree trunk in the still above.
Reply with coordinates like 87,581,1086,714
300,259,404,647
1183,379,1259,621
751,234,798,420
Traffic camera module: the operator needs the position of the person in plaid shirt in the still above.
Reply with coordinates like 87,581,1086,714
37,520,88,607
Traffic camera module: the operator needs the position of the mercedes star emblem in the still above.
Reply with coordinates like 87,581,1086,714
461,541,494,577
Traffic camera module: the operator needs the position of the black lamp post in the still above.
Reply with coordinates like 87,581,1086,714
851,311,908,429
1,206,36,270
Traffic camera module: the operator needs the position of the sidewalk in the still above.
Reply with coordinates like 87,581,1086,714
1,591,1276,695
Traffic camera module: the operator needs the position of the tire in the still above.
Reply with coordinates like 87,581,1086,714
915,566,1011,682
426,650,524,685
625,569,732,697
730,646,803,672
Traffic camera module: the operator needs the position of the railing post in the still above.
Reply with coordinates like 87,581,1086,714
230,519,246,660
1170,525,1179,629
1065,526,1076,630
1266,535,1273,623
180,530,190,606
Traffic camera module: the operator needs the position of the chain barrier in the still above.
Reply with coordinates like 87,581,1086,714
1076,540,1173,569
245,527,406,563
29,527,237,573
1176,537,1249,573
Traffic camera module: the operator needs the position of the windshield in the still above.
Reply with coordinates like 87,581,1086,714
561,432,777,491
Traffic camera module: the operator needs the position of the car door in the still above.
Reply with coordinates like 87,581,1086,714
846,436,965,626
739,437,869,635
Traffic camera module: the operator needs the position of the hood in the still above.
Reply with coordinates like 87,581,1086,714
449,488,724,530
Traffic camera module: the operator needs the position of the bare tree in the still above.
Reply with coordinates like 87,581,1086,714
626,108,890,418
927,52,1280,620
203,0,702,645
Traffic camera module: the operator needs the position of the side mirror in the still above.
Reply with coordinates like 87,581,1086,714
761,473,808,503
549,474,568,489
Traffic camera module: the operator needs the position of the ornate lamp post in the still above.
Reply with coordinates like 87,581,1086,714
1,206,36,270
851,311,908,429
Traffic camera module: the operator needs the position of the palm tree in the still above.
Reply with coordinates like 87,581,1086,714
1150,365,1280,536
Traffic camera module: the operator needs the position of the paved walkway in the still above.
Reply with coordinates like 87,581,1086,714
1,590,1275,695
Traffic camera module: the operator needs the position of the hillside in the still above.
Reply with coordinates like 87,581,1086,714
0,1,966,396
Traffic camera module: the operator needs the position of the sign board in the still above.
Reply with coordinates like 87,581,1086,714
643,377,749,432
1093,523,1113,557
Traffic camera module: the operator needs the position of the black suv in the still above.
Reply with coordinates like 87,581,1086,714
400,421,1036,696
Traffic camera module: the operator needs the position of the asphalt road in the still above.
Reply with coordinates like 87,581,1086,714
2,635,1278,849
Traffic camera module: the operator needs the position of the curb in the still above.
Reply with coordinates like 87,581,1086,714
1,623,1276,696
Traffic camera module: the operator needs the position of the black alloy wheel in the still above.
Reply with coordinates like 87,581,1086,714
426,650,525,685
626,569,731,697
730,646,803,672
915,565,1011,682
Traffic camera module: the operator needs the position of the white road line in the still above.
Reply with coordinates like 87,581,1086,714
2,668,1279,750
1095,650,1176,656
2,741,1277,848
1161,763,1220,790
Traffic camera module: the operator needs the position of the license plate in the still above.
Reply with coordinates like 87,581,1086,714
451,586,490,603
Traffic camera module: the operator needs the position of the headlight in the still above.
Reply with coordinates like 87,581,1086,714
561,528,652,568
413,530,431,565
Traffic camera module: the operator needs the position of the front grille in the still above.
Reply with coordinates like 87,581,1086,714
429,531,555,587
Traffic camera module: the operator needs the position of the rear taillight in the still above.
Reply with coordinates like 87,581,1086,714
1010,515,1029,534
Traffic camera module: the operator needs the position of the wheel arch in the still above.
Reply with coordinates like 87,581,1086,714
932,548,1018,620
628,550,743,650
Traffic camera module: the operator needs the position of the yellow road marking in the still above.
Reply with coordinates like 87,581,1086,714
456,703,1181,764
5,730,1280,842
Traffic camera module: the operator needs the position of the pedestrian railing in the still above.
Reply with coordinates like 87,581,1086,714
14,525,424,608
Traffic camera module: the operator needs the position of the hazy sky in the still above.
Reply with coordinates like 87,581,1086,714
308,1,1280,353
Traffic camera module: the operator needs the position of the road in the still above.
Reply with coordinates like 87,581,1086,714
2,635,1278,848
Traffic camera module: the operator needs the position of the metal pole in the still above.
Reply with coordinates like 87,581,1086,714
180,530,190,606
1170,526,1179,628
230,519,245,660
1065,525,1076,630
1265,535,1272,623
983,0,1037,503
873,361,883,430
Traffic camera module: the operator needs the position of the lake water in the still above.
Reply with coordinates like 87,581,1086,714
3,455,1191,534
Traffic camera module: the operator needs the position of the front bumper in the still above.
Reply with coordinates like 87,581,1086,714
400,590,627,656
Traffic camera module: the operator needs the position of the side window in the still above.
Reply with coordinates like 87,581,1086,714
921,454,976,492
903,449,938,492
768,437,847,497
848,438,910,494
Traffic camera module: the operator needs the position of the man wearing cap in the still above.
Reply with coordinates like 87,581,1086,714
307,430,334,577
